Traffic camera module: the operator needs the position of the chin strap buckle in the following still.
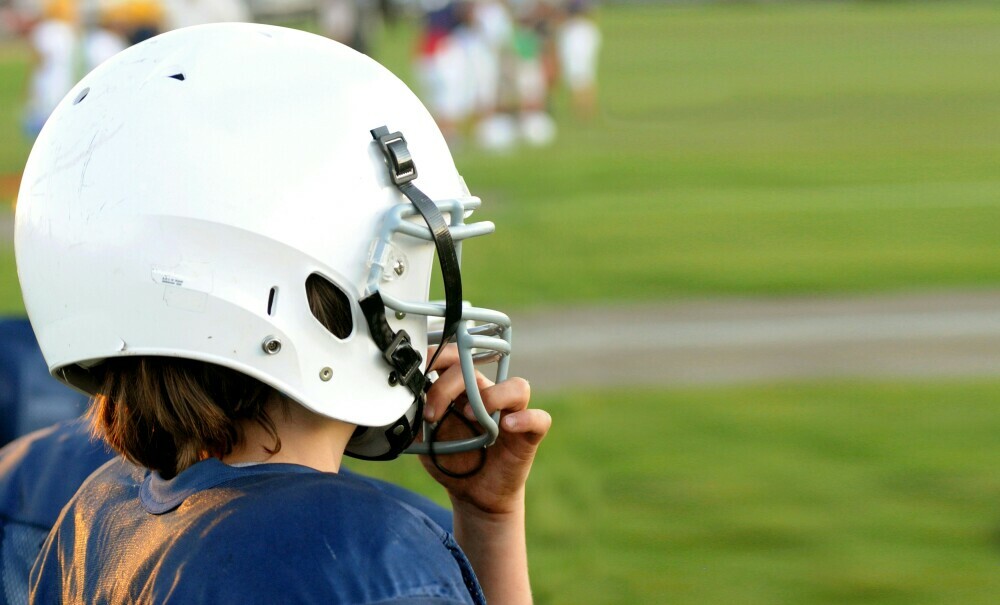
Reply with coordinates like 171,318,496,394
360,292,426,399
372,126,417,185
383,329,424,394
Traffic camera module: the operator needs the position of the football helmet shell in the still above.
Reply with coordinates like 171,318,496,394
15,23,510,458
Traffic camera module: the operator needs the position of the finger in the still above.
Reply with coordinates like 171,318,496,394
426,362,464,416
424,363,492,421
426,343,460,373
479,377,531,415
501,408,552,443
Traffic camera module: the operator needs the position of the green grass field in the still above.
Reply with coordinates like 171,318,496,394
3,3,1000,311
350,381,1000,605
452,1,1000,308
2,3,999,604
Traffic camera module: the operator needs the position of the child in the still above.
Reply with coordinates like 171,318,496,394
17,23,549,604
557,0,601,119
23,0,76,137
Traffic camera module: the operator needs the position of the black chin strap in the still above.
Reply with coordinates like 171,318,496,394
355,126,465,459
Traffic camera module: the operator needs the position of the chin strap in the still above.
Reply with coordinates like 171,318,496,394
352,126,465,460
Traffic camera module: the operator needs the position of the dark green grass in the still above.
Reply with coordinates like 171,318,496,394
0,249,18,312
349,381,1000,605
4,2,1000,313
0,45,31,176
449,1,1000,308
2,8,998,604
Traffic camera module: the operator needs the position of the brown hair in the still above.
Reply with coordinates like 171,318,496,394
90,274,354,478
89,358,279,478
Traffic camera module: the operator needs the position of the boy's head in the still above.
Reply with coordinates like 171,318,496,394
93,275,352,478
15,24,512,464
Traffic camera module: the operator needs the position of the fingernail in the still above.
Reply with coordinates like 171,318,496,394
425,407,435,421
463,404,474,419
504,416,517,430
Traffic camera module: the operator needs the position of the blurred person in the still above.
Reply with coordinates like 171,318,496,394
533,0,560,108
161,0,248,30
415,0,471,142
469,0,511,115
0,2,36,37
100,0,163,44
556,0,599,119
22,0,77,138
319,0,359,48
444,0,505,149
82,9,128,72
468,0,518,151
510,3,555,146
83,29,126,72
19,24,549,604
319,0,379,54
454,1,491,114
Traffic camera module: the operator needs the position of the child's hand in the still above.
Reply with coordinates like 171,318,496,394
420,345,551,517
420,345,549,604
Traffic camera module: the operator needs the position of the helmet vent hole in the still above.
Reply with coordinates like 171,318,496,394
168,73,186,81
72,88,89,105
267,286,278,316
306,274,353,340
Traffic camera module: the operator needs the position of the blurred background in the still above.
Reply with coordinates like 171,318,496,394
1,0,1000,603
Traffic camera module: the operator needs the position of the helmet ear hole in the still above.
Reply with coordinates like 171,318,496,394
305,274,353,340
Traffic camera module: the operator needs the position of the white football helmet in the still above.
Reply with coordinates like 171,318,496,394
14,23,511,460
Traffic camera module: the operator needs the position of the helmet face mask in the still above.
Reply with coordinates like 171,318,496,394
14,23,511,460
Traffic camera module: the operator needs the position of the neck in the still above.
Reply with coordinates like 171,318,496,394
222,397,355,473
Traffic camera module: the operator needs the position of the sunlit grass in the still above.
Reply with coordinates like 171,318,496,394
349,380,1000,605
4,2,1000,314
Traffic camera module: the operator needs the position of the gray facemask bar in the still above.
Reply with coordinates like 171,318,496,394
365,196,486,295
382,294,511,454
366,197,513,454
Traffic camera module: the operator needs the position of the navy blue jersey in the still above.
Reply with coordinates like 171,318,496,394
30,458,483,604
347,470,453,533
0,419,114,605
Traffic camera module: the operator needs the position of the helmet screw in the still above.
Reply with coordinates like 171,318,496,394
392,259,406,276
395,311,406,320
388,371,399,386
392,425,405,436
319,367,333,381
261,336,282,355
